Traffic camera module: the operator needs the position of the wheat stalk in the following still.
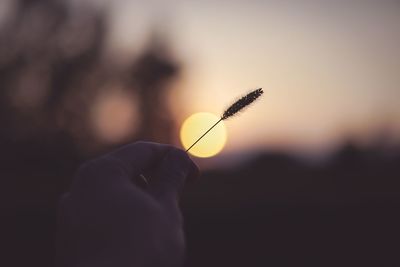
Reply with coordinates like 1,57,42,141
139,88,263,185
185,88,263,152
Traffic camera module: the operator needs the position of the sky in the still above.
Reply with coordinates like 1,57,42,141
105,0,400,155
3,0,400,156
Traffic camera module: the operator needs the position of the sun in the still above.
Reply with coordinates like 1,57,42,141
180,112,227,158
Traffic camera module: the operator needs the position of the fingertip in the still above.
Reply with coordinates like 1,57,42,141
167,147,190,163
166,148,198,178
170,148,200,183
148,147,199,198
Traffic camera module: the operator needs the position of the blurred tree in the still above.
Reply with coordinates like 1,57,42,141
0,0,185,213
0,0,109,208
0,0,107,144
0,0,181,153
130,33,180,144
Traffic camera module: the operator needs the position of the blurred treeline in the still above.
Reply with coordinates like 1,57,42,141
1,0,181,206
1,1,400,267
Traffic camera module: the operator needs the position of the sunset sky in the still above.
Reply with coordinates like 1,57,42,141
107,0,400,155
3,0,400,155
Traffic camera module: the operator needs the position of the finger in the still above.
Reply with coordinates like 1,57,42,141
148,147,199,206
71,142,173,194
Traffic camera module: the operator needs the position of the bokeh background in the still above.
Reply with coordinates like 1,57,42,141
1,0,400,266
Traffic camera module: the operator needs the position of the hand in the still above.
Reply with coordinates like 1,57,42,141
56,142,199,267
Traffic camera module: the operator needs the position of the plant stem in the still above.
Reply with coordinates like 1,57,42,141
137,118,222,186
186,118,223,152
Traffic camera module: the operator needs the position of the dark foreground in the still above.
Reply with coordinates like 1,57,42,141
2,144,400,267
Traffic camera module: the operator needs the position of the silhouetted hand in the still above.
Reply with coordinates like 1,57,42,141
56,142,199,267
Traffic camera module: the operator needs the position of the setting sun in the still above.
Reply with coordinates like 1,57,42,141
180,112,227,158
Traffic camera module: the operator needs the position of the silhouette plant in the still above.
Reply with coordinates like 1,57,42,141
139,88,263,185
185,88,264,152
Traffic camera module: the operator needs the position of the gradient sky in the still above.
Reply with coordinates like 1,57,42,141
5,0,400,155
89,0,400,154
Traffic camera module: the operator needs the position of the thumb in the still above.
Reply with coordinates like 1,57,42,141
148,148,199,204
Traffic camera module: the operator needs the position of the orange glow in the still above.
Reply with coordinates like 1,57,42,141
91,89,138,143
